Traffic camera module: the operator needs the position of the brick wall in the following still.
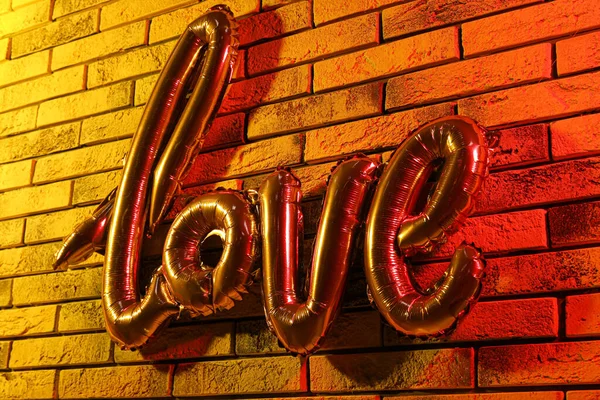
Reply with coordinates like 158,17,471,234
0,0,600,398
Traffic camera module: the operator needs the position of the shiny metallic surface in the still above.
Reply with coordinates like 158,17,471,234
163,190,259,317
53,187,116,270
364,116,490,337
102,7,239,349
259,157,379,355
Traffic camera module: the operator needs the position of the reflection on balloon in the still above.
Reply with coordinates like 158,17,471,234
102,7,239,349
163,190,259,317
258,157,379,355
364,116,490,337
53,7,492,353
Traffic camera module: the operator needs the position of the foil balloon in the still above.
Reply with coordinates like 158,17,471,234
102,7,239,349
163,190,259,317
54,187,116,269
258,156,379,355
364,116,490,337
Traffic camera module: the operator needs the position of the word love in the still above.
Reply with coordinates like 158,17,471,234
54,7,490,355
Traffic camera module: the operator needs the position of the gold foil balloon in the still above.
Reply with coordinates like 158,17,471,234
163,190,259,317
364,116,490,337
54,187,116,269
102,7,239,349
258,157,379,355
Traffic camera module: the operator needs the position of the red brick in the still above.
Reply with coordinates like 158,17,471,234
203,113,245,150
238,1,311,46
247,13,378,75
551,113,600,160
477,157,600,214
315,27,459,92
549,201,600,247
305,103,453,162
459,70,600,128
313,0,398,25
462,0,600,56
220,65,311,114
557,31,600,76
568,390,600,400
414,248,600,298
248,83,382,140
383,0,541,40
427,209,548,258
385,298,558,345
386,44,552,110
183,135,304,185
479,341,600,386
490,124,549,169
165,179,243,221
310,348,474,391
566,293,600,337
387,392,563,400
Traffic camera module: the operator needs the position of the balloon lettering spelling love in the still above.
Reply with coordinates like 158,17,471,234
54,6,492,355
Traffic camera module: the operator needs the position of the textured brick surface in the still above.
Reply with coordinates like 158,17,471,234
0,1,49,37
0,66,84,113
248,13,379,75
463,0,600,56
479,341,600,386
477,157,600,214
415,247,600,298
80,107,141,145
315,27,459,92
0,370,55,399
236,319,286,355
12,267,102,305
311,348,473,391
551,113,600,160
387,44,552,109
59,365,171,398
0,106,37,138
0,242,61,278
388,394,563,400
0,122,79,165
25,205,95,244
305,103,452,162
184,134,304,185
0,51,49,87
0,280,11,308
148,0,260,43
0,181,71,220
72,170,122,205
52,21,147,70
549,201,600,247
11,9,96,57
37,81,132,126
0,160,33,191
58,300,104,332
100,0,193,30
385,298,558,345
0,305,56,337
566,293,600,337
248,83,382,140
238,1,310,46
0,219,24,249
313,0,396,25
115,323,233,362
33,139,130,184
383,0,540,40
557,30,600,76
173,356,306,396
459,70,600,128
490,124,549,169
53,0,109,18
10,333,111,368
221,65,311,114
0,341,7,369
88,42,174,88
568,391,600,400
